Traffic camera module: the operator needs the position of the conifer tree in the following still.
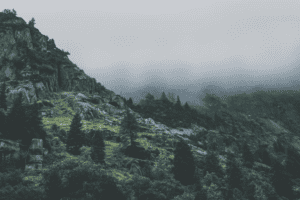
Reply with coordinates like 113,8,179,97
119,107,140,147
90,129,106,165
0,80,7,112
0,81,8,138
225,152,243,199
167,92,176,104
66,112,84,155
174,96,184,112
5,92,28,141
202,151,224,179
241,141,255,169
159,91,168,102
144,93,155,113
127,97,133,107
271,159,294,200
285,144,300,180
194,186,207,200
23,101,49,151
183,102,191,112
172,138,196,186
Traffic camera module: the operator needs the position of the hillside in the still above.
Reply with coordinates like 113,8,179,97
1,9,300,200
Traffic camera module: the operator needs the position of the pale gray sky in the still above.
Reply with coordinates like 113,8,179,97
3,0,300,106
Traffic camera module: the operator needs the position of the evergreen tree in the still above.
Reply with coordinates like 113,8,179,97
159,91,168,102
194,186,207,200
172,138,196,186
214,112,223,129
202,151,224,179
119,107,140,147
167,92,176,104
271,159,294,200
285,145,300,180
66,112,84,155
144,93,155,113
0,80,7,112
225,152,243,199
127,97,133,107
183,102,191,112
241,141,255,169
0,109,7,139
0,81,8,138
174,96,184,112
5,92,28,141
23,101,50,153
90,129,106,165
28,17,36,27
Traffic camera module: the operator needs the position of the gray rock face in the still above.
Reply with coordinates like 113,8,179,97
0,20,105,107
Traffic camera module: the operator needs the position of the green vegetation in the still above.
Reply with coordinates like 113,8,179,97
1,8,300,200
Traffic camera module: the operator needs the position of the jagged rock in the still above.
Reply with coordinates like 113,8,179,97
0,20,102,105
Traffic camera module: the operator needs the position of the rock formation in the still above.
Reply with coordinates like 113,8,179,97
0,14,114,111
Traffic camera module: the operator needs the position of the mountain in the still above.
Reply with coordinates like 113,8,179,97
1,9,300,200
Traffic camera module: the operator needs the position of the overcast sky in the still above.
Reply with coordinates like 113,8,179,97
3,0,300,107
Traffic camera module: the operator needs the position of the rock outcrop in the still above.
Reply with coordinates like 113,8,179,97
0,14,111,111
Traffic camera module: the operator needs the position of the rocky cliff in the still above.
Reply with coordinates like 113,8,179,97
0,12,115,111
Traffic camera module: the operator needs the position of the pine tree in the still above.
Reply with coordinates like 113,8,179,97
241,141,255,169
202,151,224,179
66,112,84,155
5,92,28,141
119,107,140,147
0,80,8,138
194,186,207,200
90,129,106,165
23,101,49,152
285,145,300,180
172,138,196,186
167,92,176,104
271,159,294,200
159,91,168,102
144,93,155,114
225,152,243,199
0,80,7,112
127,97,133,107
174,96,183,111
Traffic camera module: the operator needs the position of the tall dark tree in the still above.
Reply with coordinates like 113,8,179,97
28,17,36,27
66,112,84,155
194,186,207,200
225,152,243,199
144,93,155,114
5,92,28,141
172,138,196,186
241,141,255,169
0,80,7,112
0,80,8,138
285,144,300,180
90,129,106,165
23,101,50,153
271,159,294,200
127,97,133,107
202,151,224,179
183,102,191,113
214,112,223,129
174,95,184,112
159,91,168,102
119,107,140,147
